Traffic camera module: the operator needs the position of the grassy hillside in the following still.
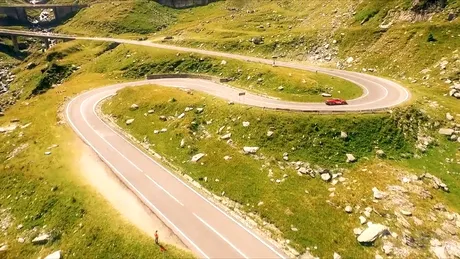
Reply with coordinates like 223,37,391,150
54,0,460,114
0,39,362,258
102,84,460,258
0,41,195,259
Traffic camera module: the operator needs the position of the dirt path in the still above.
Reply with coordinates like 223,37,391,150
74,139,189,251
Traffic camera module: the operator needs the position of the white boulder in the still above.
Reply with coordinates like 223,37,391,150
191,153,205,162
357,224,389,243
32,233,50,244
346,153,356,163
44,250,61,259
243,147,259,154
439,128,454,136
221,133,232,140
125,119,134,125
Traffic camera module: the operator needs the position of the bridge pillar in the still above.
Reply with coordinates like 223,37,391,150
11,35,19,52
44,38,50,49
15,7,28,23
53,6,74,22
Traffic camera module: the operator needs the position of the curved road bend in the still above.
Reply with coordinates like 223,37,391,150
66,80,289,259
0,29,410,110
36,29,412,258
75,35,410,111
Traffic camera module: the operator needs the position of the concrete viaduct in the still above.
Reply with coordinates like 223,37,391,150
0,29,75,52
0,4,87,24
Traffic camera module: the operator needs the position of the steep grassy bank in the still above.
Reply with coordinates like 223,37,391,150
0,40,194,259
83,42,362,102
102,85,460,258
54,0,460,115
0,38,364,258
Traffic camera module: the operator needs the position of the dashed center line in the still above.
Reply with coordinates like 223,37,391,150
145,173,184,206
194,213,248,259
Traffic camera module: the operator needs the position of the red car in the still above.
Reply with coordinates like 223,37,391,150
325,98,348,105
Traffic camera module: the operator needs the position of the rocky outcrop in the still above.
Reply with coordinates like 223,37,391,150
419,173,449,192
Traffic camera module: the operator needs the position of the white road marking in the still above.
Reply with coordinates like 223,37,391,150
66,97,210,259
193,213,248,259
93,92,287,259
80,97,143,172
145,173,184,206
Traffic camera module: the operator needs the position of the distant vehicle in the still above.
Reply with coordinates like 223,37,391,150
325,98,348,105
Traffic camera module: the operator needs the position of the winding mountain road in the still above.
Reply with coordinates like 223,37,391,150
29,29,414,258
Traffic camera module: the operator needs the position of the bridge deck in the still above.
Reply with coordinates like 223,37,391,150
0,4,87,9
0,29,76,40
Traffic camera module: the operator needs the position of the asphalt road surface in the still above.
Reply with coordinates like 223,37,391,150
34,29,412,258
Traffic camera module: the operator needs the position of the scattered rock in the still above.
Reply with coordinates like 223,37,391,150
180,139,185,148
17,237,24,243
333,252,341,259
32,233,50,244
196,108,204,113
242,121,250,127
400,210,412,216
340,131,348,139
346,57,354,64
431,244,448,259
372,187,385,199
191,153,205,162
125,119,134,125
267,131,274,137
257,201,264,206
345,206,353,213
321,172,331,182
44,151,51,155
346,153,356,163
359,216,367,225
26,62,36,69
354,228,363,236
130,104,139,110
221,60,227,65
419,173,449,192
243,147,259,154
0,244,8,252
17,224,23,230
439,128,454,136
44,250,61,259
178,113,185,119
147,109,155,114
446,113,454,121
159,116,167,121
224,156,232,161
278,86,284,91
357,224,389,244
160,128,167,133
321,93,332,97
376,150,386,158
221,133,232,140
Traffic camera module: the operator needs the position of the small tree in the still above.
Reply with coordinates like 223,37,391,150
427,32,437,42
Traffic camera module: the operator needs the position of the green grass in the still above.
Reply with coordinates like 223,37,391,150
58,0,177,36
101,84,433,258
83,42,362,102
0,40,194,259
